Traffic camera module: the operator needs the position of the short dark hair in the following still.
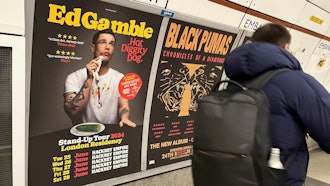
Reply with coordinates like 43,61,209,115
92,29,116,45
252,23,291,48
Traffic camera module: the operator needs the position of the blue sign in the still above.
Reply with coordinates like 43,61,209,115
161,9,174,17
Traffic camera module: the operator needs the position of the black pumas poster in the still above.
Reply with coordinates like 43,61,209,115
147,19,237,169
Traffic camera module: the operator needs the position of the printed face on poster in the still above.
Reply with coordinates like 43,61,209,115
147,19,237,169
28,0,162,185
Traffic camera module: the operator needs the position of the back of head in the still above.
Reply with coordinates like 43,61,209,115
252,23,291,48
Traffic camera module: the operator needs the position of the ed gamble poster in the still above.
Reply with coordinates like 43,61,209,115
28,0,162,185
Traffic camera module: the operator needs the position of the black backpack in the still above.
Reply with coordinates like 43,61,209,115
192,68,290,186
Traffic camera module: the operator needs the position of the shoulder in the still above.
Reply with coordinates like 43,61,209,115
271,70,324,91
109,68,124,76
266,70,329,104
109,68,124,78
64,68,87,93
66,68,87,81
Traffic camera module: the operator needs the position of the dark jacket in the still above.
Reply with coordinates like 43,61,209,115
224,42,330,186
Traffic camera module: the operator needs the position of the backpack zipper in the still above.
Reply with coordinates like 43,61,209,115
196,149,247,158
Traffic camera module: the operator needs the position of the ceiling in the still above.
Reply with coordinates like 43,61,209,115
308,0,330,13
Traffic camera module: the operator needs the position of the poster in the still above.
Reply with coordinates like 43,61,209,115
28,0,162,185
147,19,237,169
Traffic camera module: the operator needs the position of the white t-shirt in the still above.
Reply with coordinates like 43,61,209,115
64,68,124,124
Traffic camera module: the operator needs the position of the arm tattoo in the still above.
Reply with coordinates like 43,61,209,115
67,81,91,111
119,108,129,118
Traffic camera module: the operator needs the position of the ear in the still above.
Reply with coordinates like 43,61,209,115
284,43,290,51
91,44,95,53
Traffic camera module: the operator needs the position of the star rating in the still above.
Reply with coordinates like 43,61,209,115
56,50,75,56
57,33,78,40
53,33,80,59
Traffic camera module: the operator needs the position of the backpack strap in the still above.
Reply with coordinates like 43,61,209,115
247,68,290,89
213,80,247,92
247,68,297,168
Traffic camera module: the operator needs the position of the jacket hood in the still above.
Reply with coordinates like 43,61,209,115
224,42,302,81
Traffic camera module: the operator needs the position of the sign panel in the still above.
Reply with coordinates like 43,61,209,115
304,39,330,74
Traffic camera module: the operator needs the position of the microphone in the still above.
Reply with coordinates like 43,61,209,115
93,56,103,81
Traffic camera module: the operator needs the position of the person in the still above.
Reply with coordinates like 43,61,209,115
224,23,330,185
63,29,136,128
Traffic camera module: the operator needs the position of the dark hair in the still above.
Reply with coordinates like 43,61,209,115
252,23,291,48
92,29,116,45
